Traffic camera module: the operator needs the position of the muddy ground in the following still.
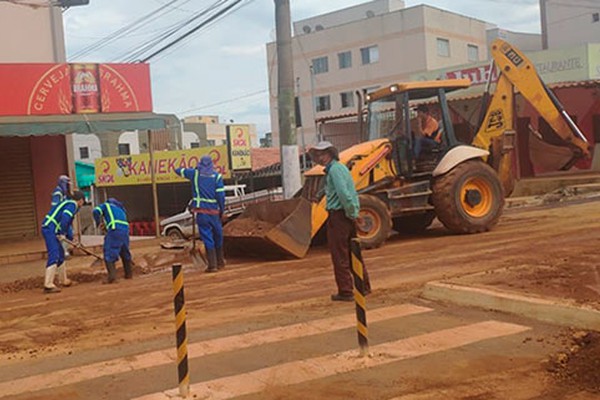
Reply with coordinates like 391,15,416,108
2,199,600,399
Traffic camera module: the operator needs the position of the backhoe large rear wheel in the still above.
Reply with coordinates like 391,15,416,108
356,194,392,249
431,160,504,234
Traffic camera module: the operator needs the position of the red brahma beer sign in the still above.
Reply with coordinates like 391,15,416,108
0,63,152,116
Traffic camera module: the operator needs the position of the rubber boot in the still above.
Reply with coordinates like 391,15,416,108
57,263,73,287
103,262,118,284
123,259,133,279
204,248,218,273
216,247,226,270
43,264,61,294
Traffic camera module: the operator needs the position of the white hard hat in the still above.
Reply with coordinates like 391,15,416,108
310,141,335,151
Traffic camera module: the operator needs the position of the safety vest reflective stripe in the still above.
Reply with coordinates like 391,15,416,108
179,169,186,178
216,188,225,192
64,210,73,217
191,171,222,204
105,203,128,230
43,200,76,232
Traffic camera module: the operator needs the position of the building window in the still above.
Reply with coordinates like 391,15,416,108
79,146,89,159
315,95,331,112
312,56,329,74
338,51,352,69
593,12,599,23
207,140,216,146
118,143,130,155
360,45,379,65
340,91,354,108
190,142,200,148
437,38,450,57
467,44,479,62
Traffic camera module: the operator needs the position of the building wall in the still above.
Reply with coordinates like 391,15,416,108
542,0,600,49
293,0,405,35
0,3,65,62
73,133,102,162
267,2,489,147
487,28,542,53
30,135,68,229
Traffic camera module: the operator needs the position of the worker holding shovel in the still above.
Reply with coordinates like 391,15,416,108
93,198,133,284
41,190,86,294
175,155,226,273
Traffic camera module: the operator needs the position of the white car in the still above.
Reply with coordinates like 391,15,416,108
160,185,282,240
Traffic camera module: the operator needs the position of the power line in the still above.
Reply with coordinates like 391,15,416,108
69,0,193,60
180,89,266,115
118,0,229,62
140,0,246,62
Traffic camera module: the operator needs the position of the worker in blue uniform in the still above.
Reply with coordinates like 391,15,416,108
41,190,85,294
93,198,132,284
51,175,73,258
175,155,226,273
51,175,71,206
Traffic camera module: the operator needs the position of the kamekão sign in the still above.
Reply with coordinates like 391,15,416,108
0,63,152,116
95,146,230,187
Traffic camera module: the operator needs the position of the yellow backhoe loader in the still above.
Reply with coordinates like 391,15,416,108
223,39,591,258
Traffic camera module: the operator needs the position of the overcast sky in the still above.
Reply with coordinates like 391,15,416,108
63,0,541,137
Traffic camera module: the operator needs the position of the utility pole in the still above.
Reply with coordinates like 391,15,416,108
274,0,302,198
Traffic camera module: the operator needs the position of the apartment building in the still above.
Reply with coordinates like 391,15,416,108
182,115,258,149
266,0,490,147
541,0,600,49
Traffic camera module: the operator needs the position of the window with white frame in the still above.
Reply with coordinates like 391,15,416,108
593,12,599,23
79,146,89,159
360,45,379,65
312,56,329,74
467,44,479,62
118,143,130,155
437,38,450,57
315,95,331,112
340,91,354,108
338,51,352,69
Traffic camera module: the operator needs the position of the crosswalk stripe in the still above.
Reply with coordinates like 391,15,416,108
134,320,529,400
0,304,431,397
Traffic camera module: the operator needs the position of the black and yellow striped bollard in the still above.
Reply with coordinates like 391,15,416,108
172,264,190,397
350,238,369,357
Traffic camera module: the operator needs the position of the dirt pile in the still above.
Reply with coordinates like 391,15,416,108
545,330,600,393
223,218,275,237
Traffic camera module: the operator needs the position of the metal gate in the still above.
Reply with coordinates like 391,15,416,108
0,137,37,239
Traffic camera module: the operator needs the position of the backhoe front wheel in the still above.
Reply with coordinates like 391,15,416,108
432,160,504,234
356,194,392,249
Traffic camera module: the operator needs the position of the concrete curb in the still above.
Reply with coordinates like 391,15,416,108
422,281,600,331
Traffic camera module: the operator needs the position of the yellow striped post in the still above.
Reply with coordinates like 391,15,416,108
350,238,369,357
171,264,190,397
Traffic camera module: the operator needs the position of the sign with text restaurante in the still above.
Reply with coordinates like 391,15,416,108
95,146,231,187
0,63,152,116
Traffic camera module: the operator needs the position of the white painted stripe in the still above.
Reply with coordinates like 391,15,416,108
0,304,430,397
134,320,529,400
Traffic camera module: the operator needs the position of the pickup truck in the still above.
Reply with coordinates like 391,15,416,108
160,184,283,240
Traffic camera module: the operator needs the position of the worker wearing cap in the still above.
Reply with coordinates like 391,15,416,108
41,190,86,294
309,141,371,302
175,155,226,273
51,175,73,258
51,175,72,206
413,104,441,159
93,198,132,284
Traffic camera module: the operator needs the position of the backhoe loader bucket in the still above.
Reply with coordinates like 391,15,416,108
223,198,312,259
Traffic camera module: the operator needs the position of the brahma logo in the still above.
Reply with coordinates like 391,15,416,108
99,65,141,112
27,64,72,115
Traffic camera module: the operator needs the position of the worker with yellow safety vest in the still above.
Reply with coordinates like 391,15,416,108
93,198,132,284
175,155,226,273
41,190,85,294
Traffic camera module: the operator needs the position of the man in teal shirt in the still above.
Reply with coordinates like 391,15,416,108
309,141,371,301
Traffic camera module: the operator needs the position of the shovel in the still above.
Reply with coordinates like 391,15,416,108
60,237,104,267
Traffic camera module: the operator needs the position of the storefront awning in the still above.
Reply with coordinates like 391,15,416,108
0,112,179,136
